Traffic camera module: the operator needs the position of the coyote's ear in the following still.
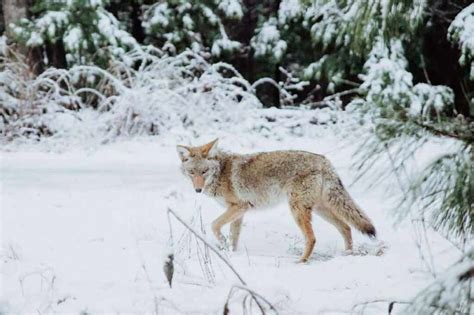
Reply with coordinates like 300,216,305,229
201,138,219,158
176,145,191,161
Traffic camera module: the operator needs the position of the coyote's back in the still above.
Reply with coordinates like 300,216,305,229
231,150,332,207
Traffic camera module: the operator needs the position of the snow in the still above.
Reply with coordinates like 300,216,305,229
182,14,194,30
13,2,140,66
218,0,243,20
278,0,303,24
405,245,474,314
251,19,287,61
143,3,171,30
97,10,140,51
211,38,241,57
64,27,83,51
202,7,219,25
304,56,328,80
355,37,454,117
0,124,462,313
412,83,454,117
211,24,241,57
89,0,104,8
26,32,44,47
0,35,7,56
448,4,474,79
35,11,69,39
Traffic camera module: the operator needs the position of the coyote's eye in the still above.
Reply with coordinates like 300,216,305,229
202,168,209,174
189,169,195,175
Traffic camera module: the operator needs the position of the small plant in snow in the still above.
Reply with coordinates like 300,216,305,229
0,47,265,144
163,252,174,288
1,44,341,147
0,47,80,141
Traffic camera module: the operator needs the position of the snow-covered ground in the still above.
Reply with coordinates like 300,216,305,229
0,129,461,314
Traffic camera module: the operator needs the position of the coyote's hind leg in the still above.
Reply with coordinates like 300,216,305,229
230,217,244,251
317,207,353,251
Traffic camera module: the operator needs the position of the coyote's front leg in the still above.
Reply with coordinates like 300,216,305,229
212,204,247,249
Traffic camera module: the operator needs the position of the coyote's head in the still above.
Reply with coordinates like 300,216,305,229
176,139,220,193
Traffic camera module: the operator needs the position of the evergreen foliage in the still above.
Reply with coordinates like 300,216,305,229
11,0,140,67
404,246,474,314
141,0,242,56
448,4,474,80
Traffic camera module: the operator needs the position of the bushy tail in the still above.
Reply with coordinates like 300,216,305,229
326,180,376,238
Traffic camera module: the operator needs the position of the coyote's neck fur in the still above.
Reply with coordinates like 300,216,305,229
202,152,226,197
202,152,245,206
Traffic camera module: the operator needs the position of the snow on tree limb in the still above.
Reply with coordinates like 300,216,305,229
448,4,474,80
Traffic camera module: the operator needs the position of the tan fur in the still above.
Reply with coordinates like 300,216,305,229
177,139,376,262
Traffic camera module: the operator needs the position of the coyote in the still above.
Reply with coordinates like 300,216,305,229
177,139,376,262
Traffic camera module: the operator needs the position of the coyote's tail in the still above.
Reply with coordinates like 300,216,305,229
326,179,376,238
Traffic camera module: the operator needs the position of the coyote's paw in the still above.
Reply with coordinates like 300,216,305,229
297,257,309,264
222,237,232,251
214,236,230,251
342,249,354,256
213,240,224,250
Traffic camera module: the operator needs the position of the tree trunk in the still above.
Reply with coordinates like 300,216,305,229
3,0,43,74
0,1,5,34
420,0,473,118
46,41,67,69
130,0,145,43
3,0,28,38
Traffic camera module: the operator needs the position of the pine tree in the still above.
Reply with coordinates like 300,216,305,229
141,0,243,56
11,0,140,68
336,2,473,313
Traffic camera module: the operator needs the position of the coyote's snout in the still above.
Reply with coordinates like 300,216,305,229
177,139,376,262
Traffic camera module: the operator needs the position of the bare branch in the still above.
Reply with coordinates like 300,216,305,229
167,207,279,314
304,88,361,109
167,207,247,285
